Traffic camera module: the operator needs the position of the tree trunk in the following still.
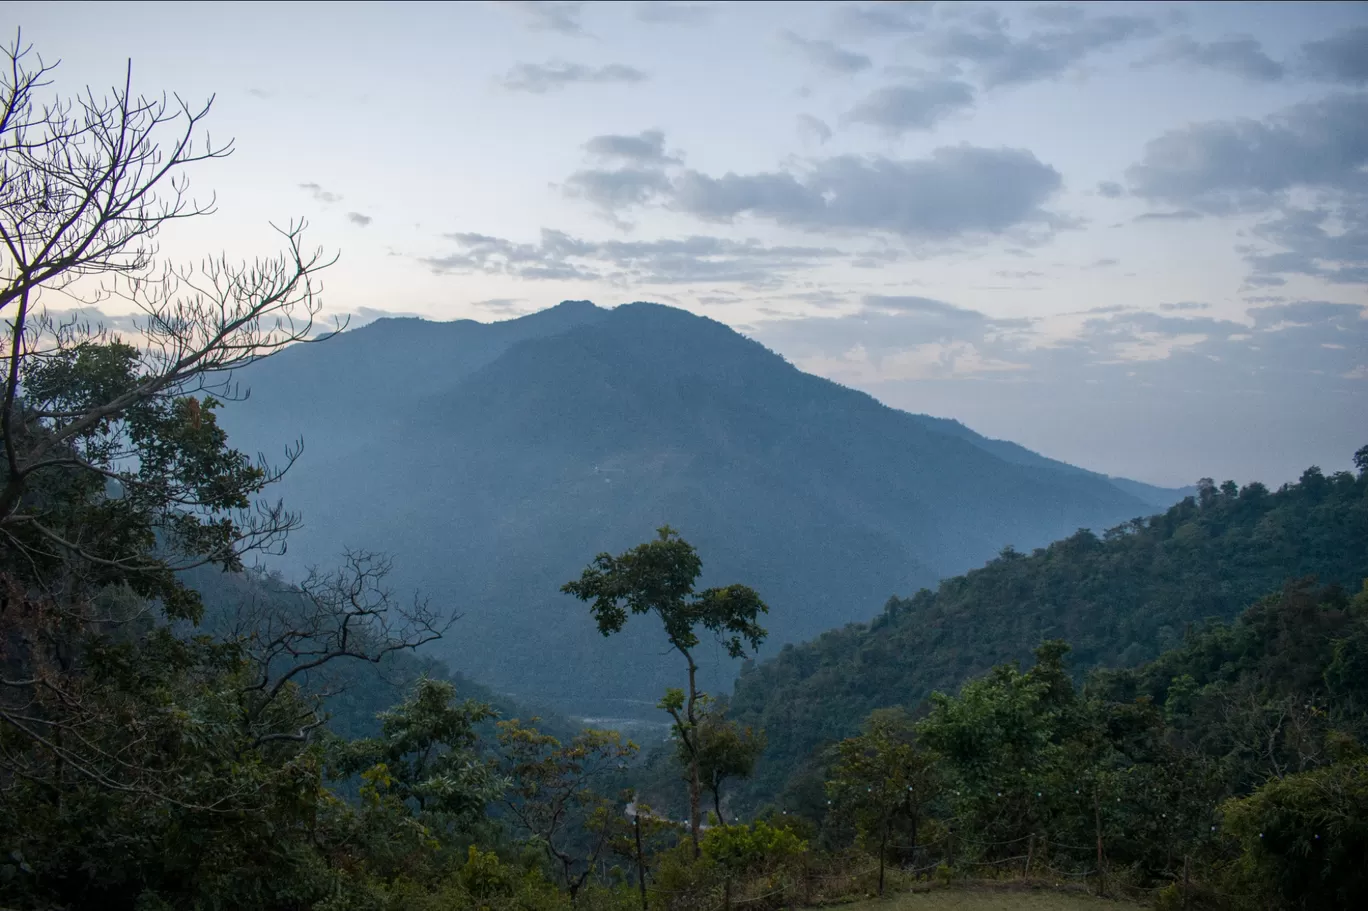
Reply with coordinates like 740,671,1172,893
686,654,702,858
878,816,888,896
635,812,648,911
713,783,725,826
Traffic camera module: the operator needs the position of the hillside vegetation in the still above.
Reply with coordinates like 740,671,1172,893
727,458,1368,804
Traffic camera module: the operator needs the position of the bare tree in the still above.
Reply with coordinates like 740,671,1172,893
0,31,393,814
0,30,343,588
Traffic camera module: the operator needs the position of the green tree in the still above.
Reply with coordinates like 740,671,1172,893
334,677,503,825
1223,754,1368,909
826,708,938,896
496,719,638,901
689,708,766,826
562,525,769,856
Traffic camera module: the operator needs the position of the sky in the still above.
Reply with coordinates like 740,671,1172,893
8,0,1367,487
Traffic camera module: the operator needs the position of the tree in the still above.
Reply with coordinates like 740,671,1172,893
1222,755,1368,909
496,719,638,901
827,708,937,896
687,707,766,826
0,31,346,795
563,525,769,857
332,677,503,826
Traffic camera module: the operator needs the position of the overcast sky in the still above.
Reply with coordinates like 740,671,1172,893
10,1,1367,486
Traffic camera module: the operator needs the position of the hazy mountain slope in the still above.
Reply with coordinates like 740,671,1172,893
725,463,1368,806
219,301,1163,714
916,414,1192,509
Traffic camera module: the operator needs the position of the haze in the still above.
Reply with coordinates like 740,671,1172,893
9,0,1367,487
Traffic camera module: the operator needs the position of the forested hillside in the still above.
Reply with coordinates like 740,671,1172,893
218,301,1182,713
727,455,1368,804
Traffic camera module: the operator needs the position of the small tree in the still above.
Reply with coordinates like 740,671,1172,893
333,677,503,825
563,525,769,857
827,708,938,896
496,720,638,901
689,707,766,826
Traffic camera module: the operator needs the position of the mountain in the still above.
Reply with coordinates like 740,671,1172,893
218,301,1183,716
724,461,1368,807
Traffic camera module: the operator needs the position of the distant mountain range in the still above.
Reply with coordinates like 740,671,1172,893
216,301,1188,715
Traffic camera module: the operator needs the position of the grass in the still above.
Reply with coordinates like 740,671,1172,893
837,882,1146,910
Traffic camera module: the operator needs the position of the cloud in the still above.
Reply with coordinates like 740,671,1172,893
634,1,715,24
844,78,976,135
1299,25,1368,86
865,295,986,320
1088,258,1118,269
246,87,273,99
837,1,935,37
1126,93,1368,214
503,0,585,35
1096,180,1124,198
583,130,677,165
421,229,845,286
665,145,1067,243
1158,301,1210,312
299,182,341,204
797,114,833,145
501,61,649,94
562,167,672,210
1138,35,1284,82
921,6,1160,88
779,30,872,73
346,212,373,227
1133,209,1203,222
1242,203,1368,286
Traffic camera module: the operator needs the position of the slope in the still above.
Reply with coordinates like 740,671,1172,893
218,301,1168,715
725,459,1368,805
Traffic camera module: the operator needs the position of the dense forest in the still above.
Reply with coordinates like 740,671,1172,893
5,34,1368,911
725,460,1368,805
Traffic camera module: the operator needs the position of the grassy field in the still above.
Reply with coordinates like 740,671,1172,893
838,884,1145,910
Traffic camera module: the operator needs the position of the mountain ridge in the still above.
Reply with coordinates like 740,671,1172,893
218,301,1189,714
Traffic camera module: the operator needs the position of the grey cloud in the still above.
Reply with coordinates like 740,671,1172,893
844,79,976,135
505,1,585,35
1087,258,1119,269
1299,26,1368,86
780,30,872,73
346,212,373,227
837,2,935,37
583,130,677,165
421,229,844,286
246,87,273,99
1250,300,1367,328
667,146,1066,242
1096,180,1124,198
1159,301,1210,312
797,114,834,145
502,61,648,94
995,269,1045,279
563,167,672,210
299,182,341,204
1134,209,1203,222
1126,93,1368,213
1139,36,1284,82
923,7,1160,88
865,295,985,320
635,2,715,24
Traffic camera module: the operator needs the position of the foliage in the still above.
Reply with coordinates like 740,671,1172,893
495,719,637,899
1222,755,1368,910
730,454,1368,808
701,819,807,874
